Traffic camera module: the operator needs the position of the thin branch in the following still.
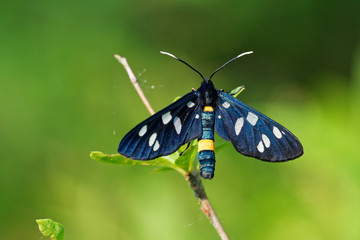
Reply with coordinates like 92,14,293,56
114,54,155,115
115,54,229,240
187,171,229,240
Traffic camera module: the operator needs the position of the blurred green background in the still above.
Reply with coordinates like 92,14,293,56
1,0,360,239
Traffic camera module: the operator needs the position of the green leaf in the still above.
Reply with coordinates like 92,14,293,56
90,151,187,175
36,219,64,240
215,141,229,152
228,85,245,98
175,144,198,172
173,96,182,102
151,167,175,173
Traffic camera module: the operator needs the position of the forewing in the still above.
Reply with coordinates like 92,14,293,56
118,91,202,160
215,91,303,161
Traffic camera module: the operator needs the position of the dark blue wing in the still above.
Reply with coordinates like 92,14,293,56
118,91,202,160
215,91,303,161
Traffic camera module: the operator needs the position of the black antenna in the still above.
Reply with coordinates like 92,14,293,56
209,51,253,80
160,51,205,80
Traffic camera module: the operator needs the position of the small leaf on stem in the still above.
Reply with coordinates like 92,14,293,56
228,85,245,98
90,151,187,175
36,219,64,240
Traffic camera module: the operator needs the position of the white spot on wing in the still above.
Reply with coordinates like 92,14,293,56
139,125,147,137
218,115,221,119
222,101,230,109
262,134,270,148
273,126,282,139
195,114,200,119
246,112,258,126
162,111,172,124
153,140,160,151
187,101,195,108
235,117,244,135
257,141,264,153
174,117,182,134
149,133,157,146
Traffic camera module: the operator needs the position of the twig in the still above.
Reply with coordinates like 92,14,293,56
114,54,155,115
187,171,229,240
115,54,229,240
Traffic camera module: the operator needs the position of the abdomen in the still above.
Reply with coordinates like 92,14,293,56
198,106,215,179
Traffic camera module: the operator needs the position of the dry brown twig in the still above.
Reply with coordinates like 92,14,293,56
114,54,155,115
114,54,229,240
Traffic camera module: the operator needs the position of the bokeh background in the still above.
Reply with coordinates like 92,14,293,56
1,0,360,239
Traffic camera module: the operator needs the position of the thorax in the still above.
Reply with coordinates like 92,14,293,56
197,80,218,106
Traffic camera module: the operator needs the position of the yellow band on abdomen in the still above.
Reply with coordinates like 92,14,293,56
198,139,215,152
203,106,214,112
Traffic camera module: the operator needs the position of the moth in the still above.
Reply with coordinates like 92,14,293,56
118,51,303,179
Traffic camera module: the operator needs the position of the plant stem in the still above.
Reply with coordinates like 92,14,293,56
187,171,229,240
114,54,155,115
115,53,230,240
